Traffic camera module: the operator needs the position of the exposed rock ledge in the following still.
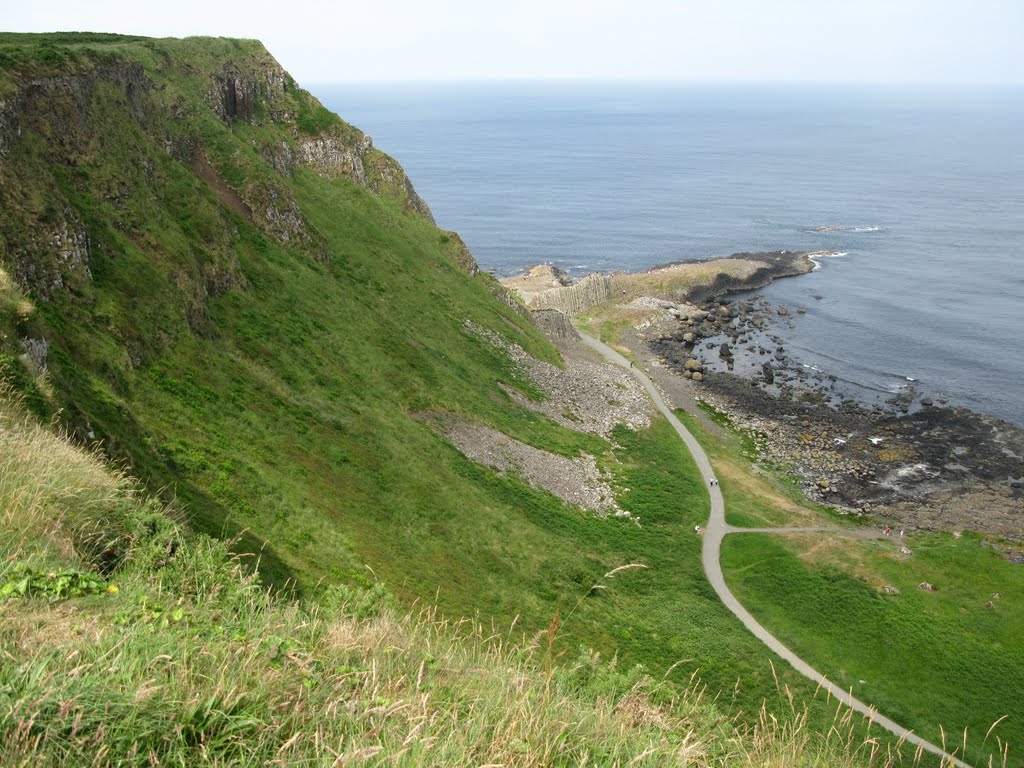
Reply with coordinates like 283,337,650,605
501,251,815,317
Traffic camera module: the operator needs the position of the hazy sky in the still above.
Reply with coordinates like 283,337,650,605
3,0,1022,84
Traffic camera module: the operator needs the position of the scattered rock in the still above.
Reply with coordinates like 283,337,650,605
883,585,901,594
918,582,938,592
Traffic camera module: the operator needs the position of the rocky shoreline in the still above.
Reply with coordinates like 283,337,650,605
504,253,1024,542
623,285,1024,540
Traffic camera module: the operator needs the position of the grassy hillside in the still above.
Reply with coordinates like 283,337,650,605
0,32,568,594
1,389,939,766
722,531,1023,767
0,32,974,765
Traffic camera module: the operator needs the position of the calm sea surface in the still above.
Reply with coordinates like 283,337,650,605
315,83,1024,425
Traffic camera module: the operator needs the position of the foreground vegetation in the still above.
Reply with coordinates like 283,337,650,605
722,531,1021,767
2,390,949,766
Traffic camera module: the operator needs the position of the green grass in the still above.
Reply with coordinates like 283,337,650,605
721,531,1023,767
2,389,942,767
676,401,1020,764
676,397,1022,764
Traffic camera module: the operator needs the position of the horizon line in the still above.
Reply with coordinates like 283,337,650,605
302,77,1024,88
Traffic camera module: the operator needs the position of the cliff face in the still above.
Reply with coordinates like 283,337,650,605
0,33,556,593
529,272,613,315
0,35,441,304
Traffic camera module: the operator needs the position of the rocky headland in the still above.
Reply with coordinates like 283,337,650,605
503,253,1024,543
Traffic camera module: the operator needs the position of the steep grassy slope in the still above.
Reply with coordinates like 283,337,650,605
0,32,572,595
3,390,929,767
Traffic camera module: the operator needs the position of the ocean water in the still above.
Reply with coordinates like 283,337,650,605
315,83,1024,425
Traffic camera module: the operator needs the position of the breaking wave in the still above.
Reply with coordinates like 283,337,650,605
801,225,882,233
807,250,849,270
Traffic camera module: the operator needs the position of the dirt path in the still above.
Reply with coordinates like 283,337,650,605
577,331,972,768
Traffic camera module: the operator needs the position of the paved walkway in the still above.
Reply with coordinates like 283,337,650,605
578,331,971,768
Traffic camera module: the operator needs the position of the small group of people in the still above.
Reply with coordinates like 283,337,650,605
883,526,905,538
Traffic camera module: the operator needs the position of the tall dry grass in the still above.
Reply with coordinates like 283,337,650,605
0,388,138,568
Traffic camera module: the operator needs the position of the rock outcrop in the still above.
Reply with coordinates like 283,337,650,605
6,206,93,299
263,127,436,225
529,309,580,344
502,252,814,318
0,96,21,157
207,60,289,123
298,134,372,185
439,231,479,276
529,273,613,315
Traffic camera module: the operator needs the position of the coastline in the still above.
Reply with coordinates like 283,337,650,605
504,254,1024,541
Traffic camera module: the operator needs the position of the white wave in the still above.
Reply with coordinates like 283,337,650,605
807,250,849,271
803,225,882,233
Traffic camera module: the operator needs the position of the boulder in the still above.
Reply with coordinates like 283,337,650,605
691,372,703,382
684,358,703,372
761,362,775,384
719,342,732,358
918,582,938,592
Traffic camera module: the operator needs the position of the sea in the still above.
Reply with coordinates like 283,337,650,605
314,82,1024,426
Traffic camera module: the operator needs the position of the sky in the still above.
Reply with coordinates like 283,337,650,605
2,0,1022,84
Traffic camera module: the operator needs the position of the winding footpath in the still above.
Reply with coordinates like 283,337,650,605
578,331,971,768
